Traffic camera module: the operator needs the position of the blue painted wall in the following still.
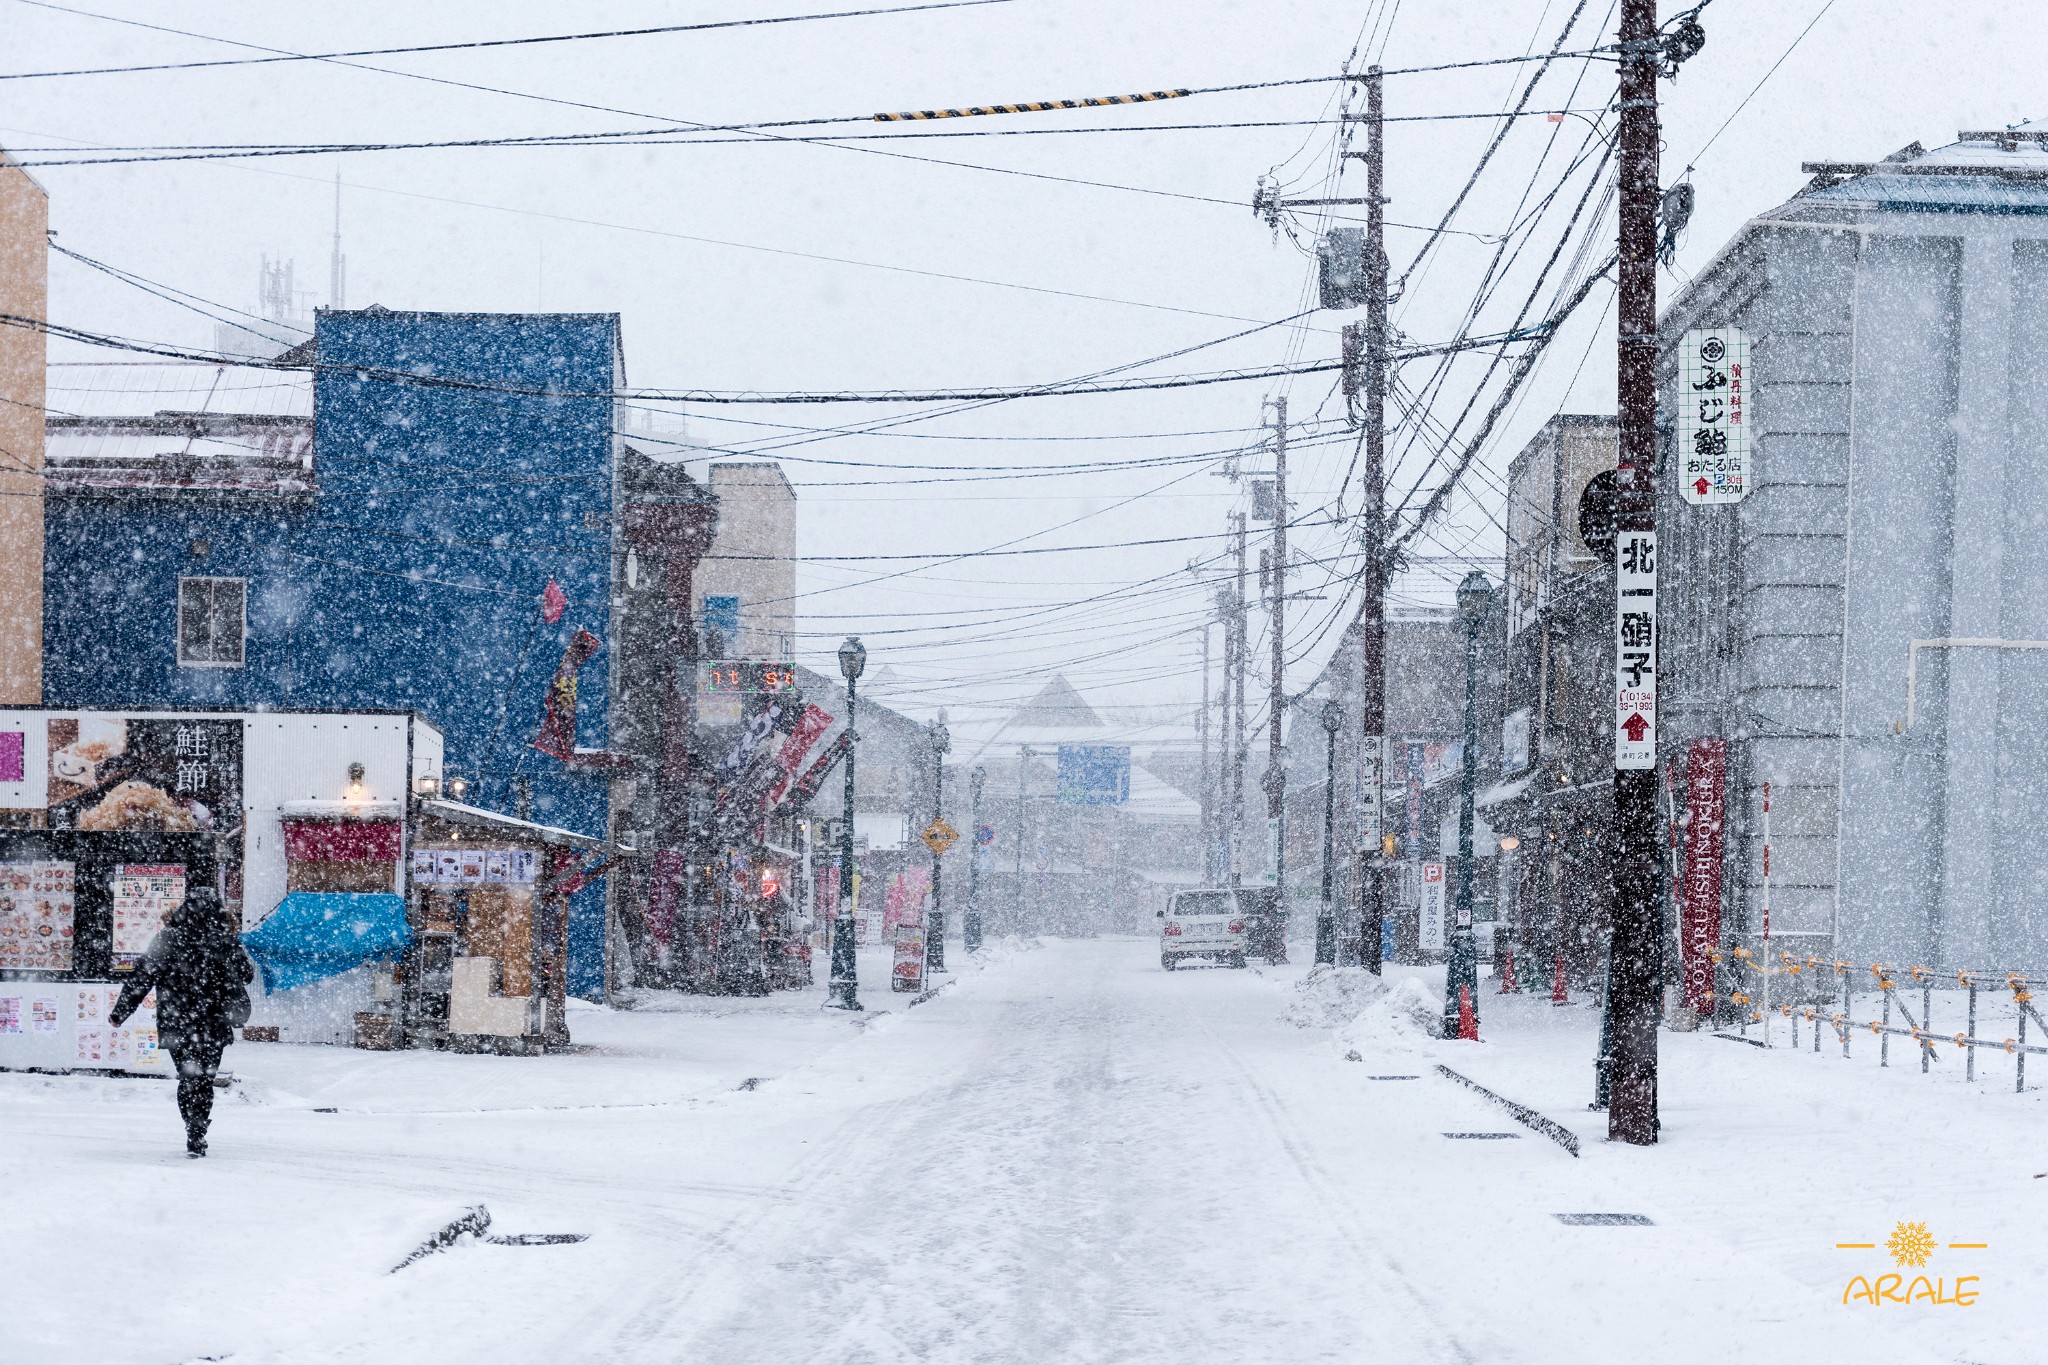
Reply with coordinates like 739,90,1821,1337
45,310,622,995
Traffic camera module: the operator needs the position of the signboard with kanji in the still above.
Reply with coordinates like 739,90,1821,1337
920,817,959,858
1678,327,1750,504
1614,531,1658,769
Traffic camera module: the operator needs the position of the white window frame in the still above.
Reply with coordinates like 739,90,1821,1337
176,576,248,669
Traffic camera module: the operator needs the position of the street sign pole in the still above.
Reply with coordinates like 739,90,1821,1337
1608,0,1663,1145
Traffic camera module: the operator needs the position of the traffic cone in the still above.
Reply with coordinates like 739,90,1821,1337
1457,985,1479,1040
1497,948,1519,994
1551,951,1571,1006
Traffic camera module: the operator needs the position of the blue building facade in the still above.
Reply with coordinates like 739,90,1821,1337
44,309,624,994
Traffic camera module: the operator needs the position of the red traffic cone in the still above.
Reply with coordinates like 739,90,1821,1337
1550,951,1571,1006
1457,984,1479,1040
1497,948,1519,994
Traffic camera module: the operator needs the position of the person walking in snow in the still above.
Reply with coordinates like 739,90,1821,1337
108,886,255,1157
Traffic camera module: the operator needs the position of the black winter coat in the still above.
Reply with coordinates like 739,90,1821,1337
109,898,255,1051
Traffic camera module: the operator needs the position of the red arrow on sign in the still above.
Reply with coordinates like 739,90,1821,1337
1621,712,1651,742
1693,477,1711,496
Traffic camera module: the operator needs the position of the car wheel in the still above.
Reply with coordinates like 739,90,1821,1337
1162,953,1178,971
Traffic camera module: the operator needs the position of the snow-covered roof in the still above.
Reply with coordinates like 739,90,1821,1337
1802,133,2048,214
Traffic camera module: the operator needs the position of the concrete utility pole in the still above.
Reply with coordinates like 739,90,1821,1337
1199,623,1215,883
965,766,985,952
1265,397,1289,963
1231,515,1250,888
1014,744,1031,926
1356,63,1389,975
1608,0,1663,1145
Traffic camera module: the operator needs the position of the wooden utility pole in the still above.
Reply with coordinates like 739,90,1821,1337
1609,0,1663,1146
1265,397,1290,962
1357,64,1389,975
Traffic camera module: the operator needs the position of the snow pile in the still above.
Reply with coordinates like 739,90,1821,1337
1333,976,1445,1052
1285,966,1443,1052
1283,965,1393,1029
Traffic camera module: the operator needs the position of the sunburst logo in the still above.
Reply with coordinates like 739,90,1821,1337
1885,1221,1936,1268
1838,1224,1985,1306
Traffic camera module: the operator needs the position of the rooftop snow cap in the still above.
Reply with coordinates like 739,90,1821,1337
1800,129,2048,213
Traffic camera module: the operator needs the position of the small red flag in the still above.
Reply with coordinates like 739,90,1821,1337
540,578,568,624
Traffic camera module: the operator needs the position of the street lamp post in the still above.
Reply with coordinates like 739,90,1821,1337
926,715,951,975
1444,571,1490,1038
965,766,986,952
1316,698,1343,966
829,635,867,1011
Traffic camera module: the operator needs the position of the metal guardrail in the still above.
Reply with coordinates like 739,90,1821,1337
1703,948,2048,1092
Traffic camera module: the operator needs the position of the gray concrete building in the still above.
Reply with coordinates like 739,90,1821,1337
1658,132,2048,973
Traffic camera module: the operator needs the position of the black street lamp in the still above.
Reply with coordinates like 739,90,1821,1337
829,635,867,1011
1315,698,1343,966
1444,571,1490,1038
926,714,951,975
965,766,986,952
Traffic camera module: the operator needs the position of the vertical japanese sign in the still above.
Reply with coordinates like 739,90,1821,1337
1418,862,1446,951
1358,736,1383,846
1614,531,1657,769
1403,742,1425,856
1680,739,1727,1016
1678,327,1750,504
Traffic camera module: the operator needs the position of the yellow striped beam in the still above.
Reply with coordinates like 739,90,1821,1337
874,89,1192,121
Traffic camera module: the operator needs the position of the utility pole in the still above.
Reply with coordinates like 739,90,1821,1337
1608,0,1663,1146
965,766,985,952
1013,744,1031,929
1356,63,1389,976
1264,397,1289,964
1231,515,1249,889
1199,623,1215,883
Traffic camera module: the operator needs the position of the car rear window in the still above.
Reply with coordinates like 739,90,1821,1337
1171,893,1234,917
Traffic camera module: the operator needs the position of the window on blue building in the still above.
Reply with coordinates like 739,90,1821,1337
177,577,247,668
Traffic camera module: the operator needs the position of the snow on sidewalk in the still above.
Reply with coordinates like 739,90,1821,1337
3,936,2038,1364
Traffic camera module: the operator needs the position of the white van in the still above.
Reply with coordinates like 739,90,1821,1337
1157,888,1249,970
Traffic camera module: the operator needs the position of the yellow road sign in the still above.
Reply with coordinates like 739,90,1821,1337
921,817,959,857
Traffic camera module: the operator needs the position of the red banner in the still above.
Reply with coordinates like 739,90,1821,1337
281,819,402,862
764,704,834,808
1680,739,1727,1015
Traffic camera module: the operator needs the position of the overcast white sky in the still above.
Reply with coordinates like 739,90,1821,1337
5,0,2043,733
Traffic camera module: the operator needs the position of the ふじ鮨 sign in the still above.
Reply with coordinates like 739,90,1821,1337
1678,327,1749,504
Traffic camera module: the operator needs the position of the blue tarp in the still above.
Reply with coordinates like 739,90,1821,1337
242,892,412,993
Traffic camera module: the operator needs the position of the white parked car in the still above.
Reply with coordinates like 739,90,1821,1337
1157,889,1248,970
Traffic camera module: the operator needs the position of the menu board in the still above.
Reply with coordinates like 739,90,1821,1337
412,847,539,886
111,862,186,963
71,983,159,1067
0,859,75,972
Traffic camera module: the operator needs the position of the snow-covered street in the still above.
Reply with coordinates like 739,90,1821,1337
5,935,2042,1364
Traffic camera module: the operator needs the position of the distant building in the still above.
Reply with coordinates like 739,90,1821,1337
0,151,45,704
695,463,796,662
1659,132,2048,974
1485,415,1619,988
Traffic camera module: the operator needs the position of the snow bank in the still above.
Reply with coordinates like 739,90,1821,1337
1284,966,1443,1052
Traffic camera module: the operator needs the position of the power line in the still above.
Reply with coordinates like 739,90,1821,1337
4,109,1614,171
3,0,1016,80
4,310,1556,405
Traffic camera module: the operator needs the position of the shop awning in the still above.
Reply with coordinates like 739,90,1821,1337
242,892,412,993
